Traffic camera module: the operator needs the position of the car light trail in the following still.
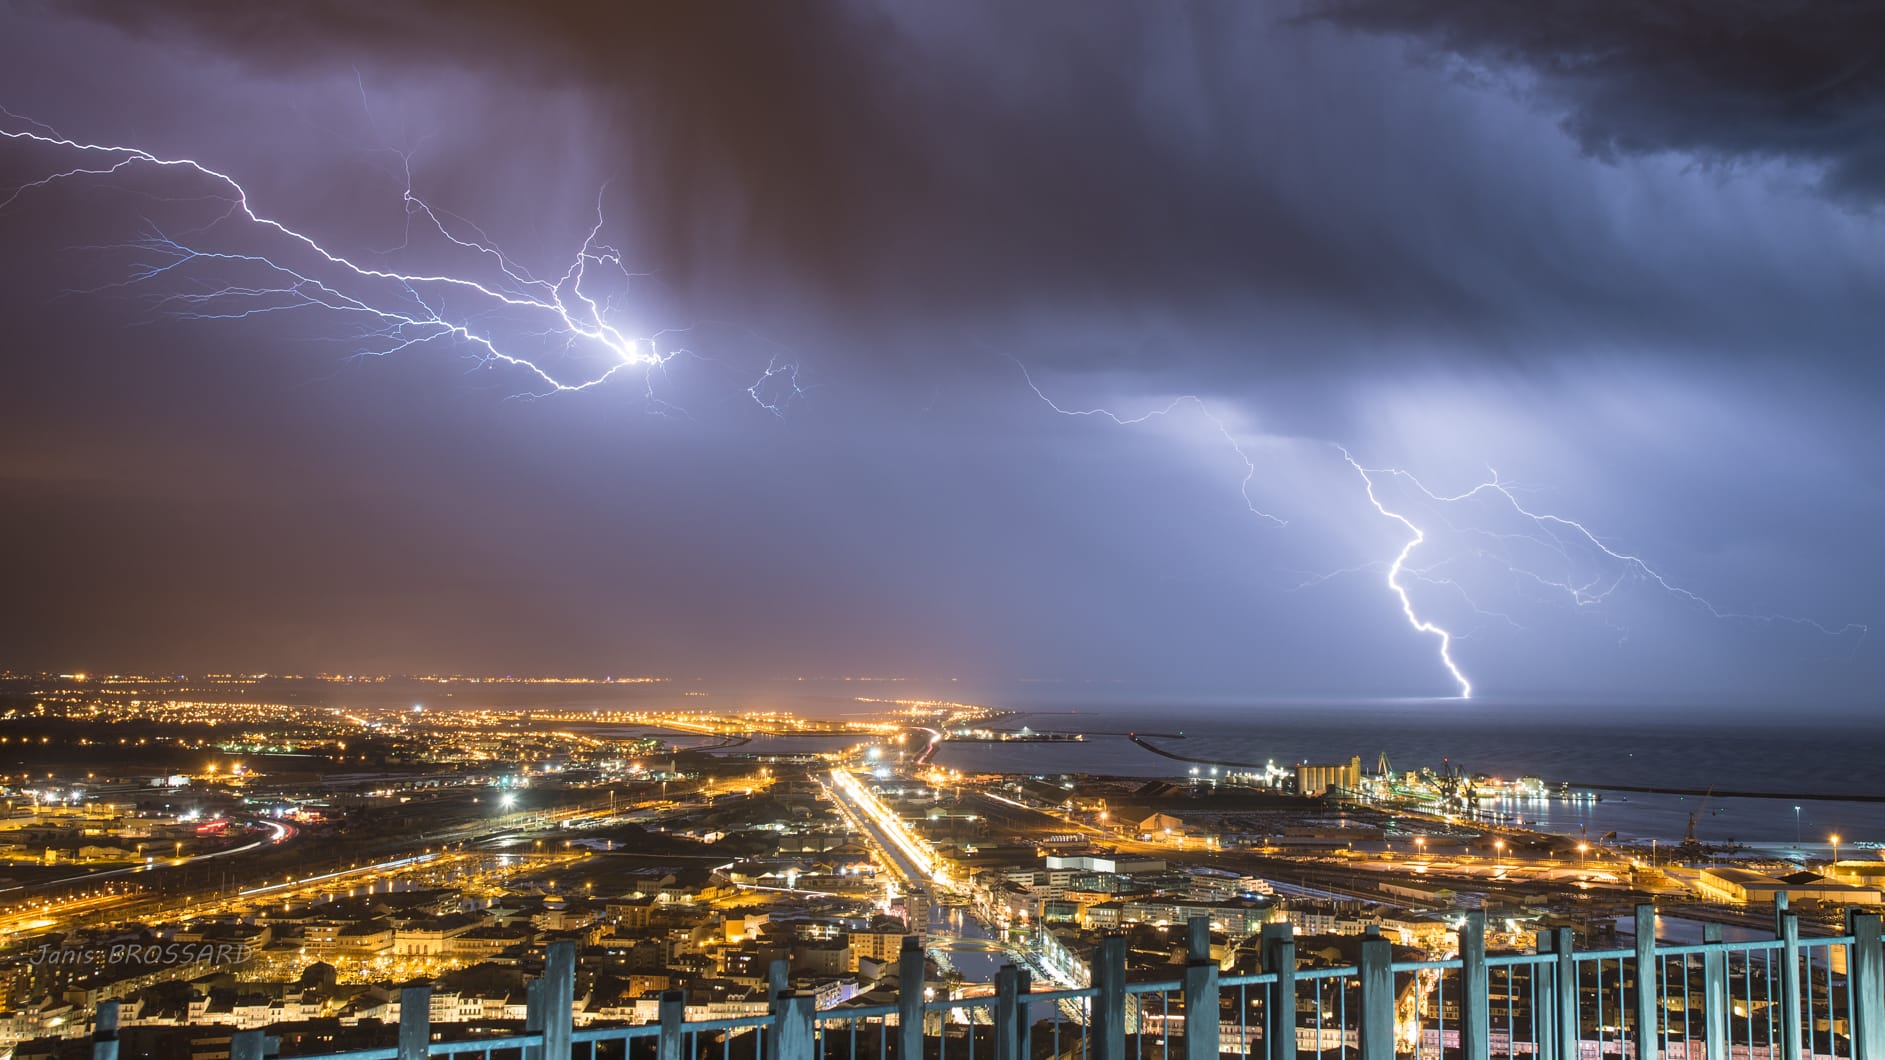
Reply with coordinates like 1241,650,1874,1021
827,768,950,886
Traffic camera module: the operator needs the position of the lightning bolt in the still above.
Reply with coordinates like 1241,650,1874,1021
1335,449,1868,696
1340,449,1474,697
747,356,809,418
0,108,712,401
1012,358,1286,527
1016,353,1863,697
1355,457,1871,641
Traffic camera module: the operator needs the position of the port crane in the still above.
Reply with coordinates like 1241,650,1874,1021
1681,785,1718,849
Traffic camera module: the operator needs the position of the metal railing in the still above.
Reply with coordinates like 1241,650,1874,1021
82,907,1884,1060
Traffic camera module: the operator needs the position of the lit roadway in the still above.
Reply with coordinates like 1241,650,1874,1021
14,818,297,892
821,768,1089,992
0,816,298,937
0,785,701,941
823,768,948,889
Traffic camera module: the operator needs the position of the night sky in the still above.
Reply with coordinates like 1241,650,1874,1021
1,2,1880,707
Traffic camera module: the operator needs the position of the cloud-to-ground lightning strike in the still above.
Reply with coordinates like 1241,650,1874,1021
1347,456,1872,639
1018,354,1864,699
1340,448,1474,697
1334,450,1868,697
0,109,789,411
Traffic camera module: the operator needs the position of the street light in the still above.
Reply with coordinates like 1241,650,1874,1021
1578,843,1588,870
1830,834,1841,873
1493,839,1505,865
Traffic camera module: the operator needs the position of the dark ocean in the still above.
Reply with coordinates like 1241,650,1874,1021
917,700,1885,854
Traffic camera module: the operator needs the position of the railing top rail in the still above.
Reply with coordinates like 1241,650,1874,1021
1799,934,1857,948
1569,947,1636,961
306,1048,396,1060
821,1004,897,1021
1023,987,1101,1004
431,1035,546,1055
1393,959,1457,972
925,996,996,1014
1221,972,1280,988
1486,952,1558,968
287,1032,536,1059
679,1014,774,1034
572,1025,660,1043
1124,979,1182,995
1295,966,1361,981
1654,938,1788,957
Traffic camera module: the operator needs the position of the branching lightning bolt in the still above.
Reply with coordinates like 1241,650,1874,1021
747,356,809,418
1013,358,1286,527
1360,458,1871,640
1015,350,1864,698
1341,448,1474,697
0,108,790,411
1336,449,1868,696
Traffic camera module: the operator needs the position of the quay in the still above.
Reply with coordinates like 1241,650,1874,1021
1128,732,1269,771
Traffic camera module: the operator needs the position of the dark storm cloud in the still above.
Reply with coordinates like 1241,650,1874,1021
1311,0,1885,202
62,0,1885,394
56,0,1552,368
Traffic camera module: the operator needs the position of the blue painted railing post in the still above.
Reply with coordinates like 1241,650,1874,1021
1460,911,1490,1060
1634,905,1659,1060
90,1000,119,1060
767,958,790,1060
1779,913,1802,1060
1848,912,1883,1060
775,992,817,1060
544,940,575,1060
658,989,686,1060
1092,936,1128,1060
230,1030,271,1060
1537,931,1559,1060
524,977,546,1060
1013,967,1033,1057
399,985,432,1060
1358,935,1394,1060
1184,917,1220,1060
1261,922,1297,1060
770,957,790,1004
995,965,1023,1060
1702,924,1728,1060
897,935,925,1059
1553,928,1577,1060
